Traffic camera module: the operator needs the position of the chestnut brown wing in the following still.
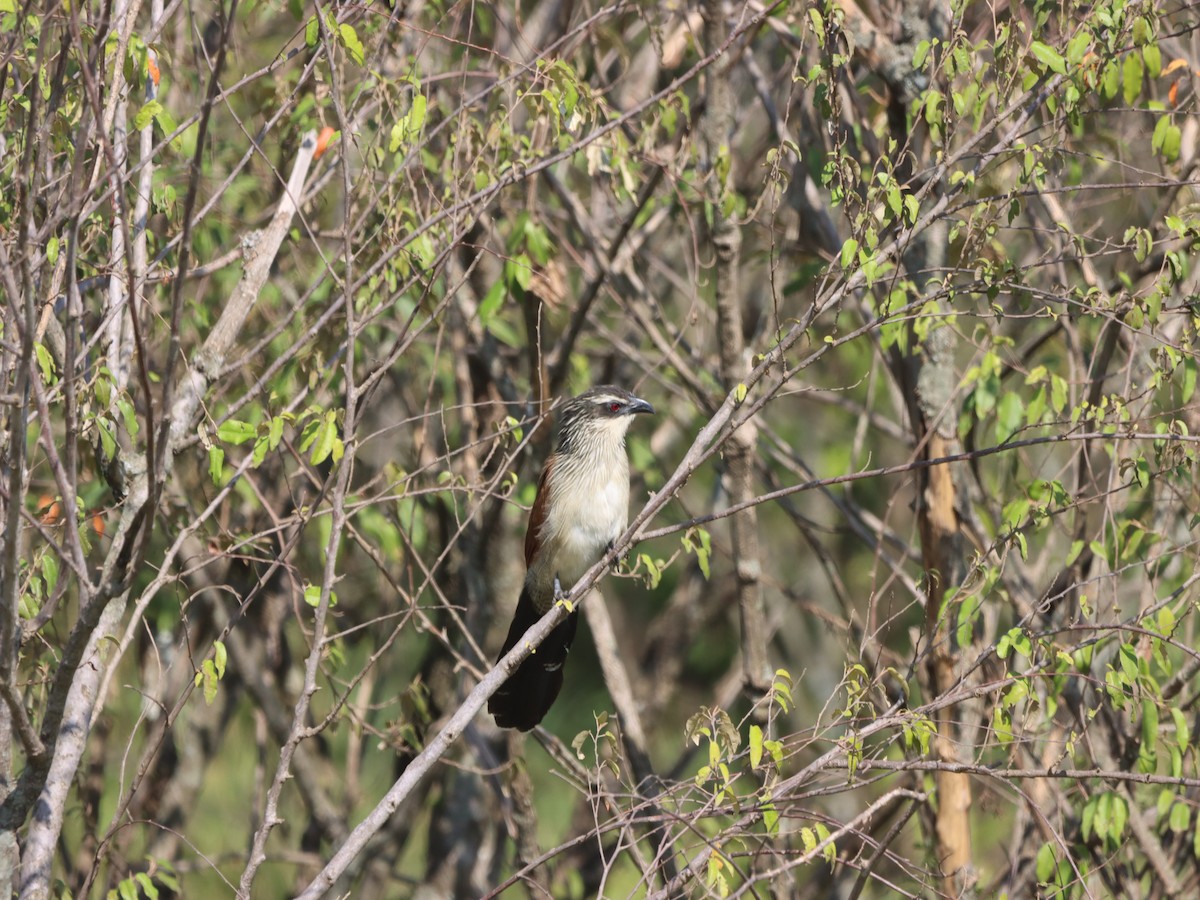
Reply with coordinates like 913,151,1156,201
523,456,554,569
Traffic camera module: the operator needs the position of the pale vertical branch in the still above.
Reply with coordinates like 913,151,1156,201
701,0,769,697
130,0,163,370
100,0,145,393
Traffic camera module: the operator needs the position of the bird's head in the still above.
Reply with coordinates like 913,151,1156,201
556,385,654,454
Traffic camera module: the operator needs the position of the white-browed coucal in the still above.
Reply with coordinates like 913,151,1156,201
489,386,654,731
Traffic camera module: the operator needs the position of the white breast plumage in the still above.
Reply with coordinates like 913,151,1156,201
526,441,630,607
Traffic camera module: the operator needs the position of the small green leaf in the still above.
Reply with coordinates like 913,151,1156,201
213,639,227,679
134,873,160,900
217,419,257,445
1142,699,1159,750
134,99,163,130
1143,43,1162,78
807,8,825,46
840,237,858,269
478,280,506,327
305,16,319,47
762,802,779,836
41,554,59,593
1030,41,1066,74
306,410,340,465
34,343,56,383
1036,842,1055,883
734,383,747,403
912,39,931,69
995,391,1024,443
1124,53,1144,105
1172,707,1189,752
1170,802,1191,833
208,446,224,484
339,23,364,65
749,724,763,769
816,822,835,864
117,396,140,436
1066,32,1091,66
389,94,427,152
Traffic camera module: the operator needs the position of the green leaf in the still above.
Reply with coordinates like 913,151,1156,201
1172,707,1189,752
764,738,784,767
1081,796,1096,841
1066,32,1091,66
816,822,835,864
134,99,162,130
1170,802,1191,833
1111,793,1128,841
96,418,117,462
1123,53,1144,106
305,15,319,47
41,554,59,593
389,94,427,152
46,235,59,265
1094,792,1111,841
995,391,1023,443
1143,43,1162,78
117,396,140,436
762,802,779,836
912,39,931,69
1030,41,1066,74
478,280,506,327
807,8,825,47
207,446,224,484
217,419,257,445
1036,842,1056,883
749,724,763,769
34,342,56,383
195,660,218,705
213,639,227,679
306,410,340,465
252,432,270,467
1158,120,1181,162
1050,374,1068,413
134,873,160,900
1141,699,1159,750
1119,644,1139,682
840,237,858,269
956,593,981,648
339,23,364,65
734,383,747,403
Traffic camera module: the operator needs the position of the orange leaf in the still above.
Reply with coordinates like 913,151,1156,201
315,126,336,160
40,499,62,525
1162,57,1190,77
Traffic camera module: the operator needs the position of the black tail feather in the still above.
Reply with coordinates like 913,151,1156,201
489,586,579,731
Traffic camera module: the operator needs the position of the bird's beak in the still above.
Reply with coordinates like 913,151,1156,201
627,397,655,416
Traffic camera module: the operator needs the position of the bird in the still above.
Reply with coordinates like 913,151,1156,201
489,385,655,731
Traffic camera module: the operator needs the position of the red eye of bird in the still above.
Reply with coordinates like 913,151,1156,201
609,402,621,413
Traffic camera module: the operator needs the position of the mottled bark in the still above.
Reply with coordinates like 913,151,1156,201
702,0,770,698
